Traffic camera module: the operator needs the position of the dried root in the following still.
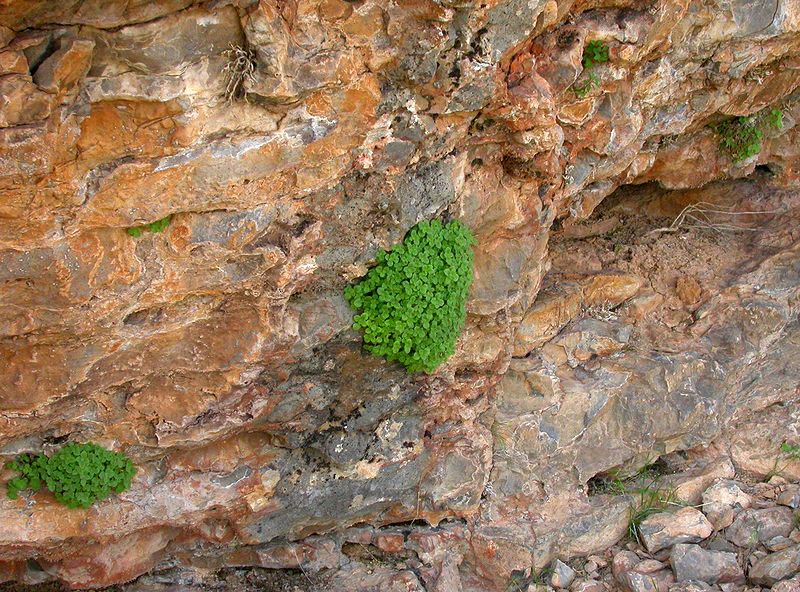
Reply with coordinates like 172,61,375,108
648,201,780,236
222,43,257,103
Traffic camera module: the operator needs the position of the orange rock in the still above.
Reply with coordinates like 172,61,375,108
39,528,178,589
374,532,405,554
0,50,27,75
33,37,94,94
77,100,183,168
0,75,53,127
676,275,703,305
582,273,642,308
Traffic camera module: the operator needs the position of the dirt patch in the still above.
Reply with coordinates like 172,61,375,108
548,174,800,336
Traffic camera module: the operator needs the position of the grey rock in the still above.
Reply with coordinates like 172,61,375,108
669,544,744,584
550,559,576,589
726,507,795,548
706,536,738,554
640,508,714,553
622,569,674,592
89,6,242,76
668,582,713,592
772,576,800,592
749,545,800,586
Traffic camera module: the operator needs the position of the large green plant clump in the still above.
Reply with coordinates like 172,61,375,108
5,442,136,509
344,219,475,373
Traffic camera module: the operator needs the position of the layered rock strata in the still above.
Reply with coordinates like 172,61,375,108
1,0,799,589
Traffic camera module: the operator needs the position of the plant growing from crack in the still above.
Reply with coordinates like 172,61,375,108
764,441,800,481
572,39,609,98
627,482,681,545
588,460,684,544
710,108,783,163
344,219,475,373
507,566,553,592
5,442,136,509
127,214,172,238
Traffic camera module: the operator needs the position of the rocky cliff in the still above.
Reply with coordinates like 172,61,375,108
1,0,799,590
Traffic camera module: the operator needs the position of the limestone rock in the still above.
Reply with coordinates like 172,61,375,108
0,0,799,590
640,508,714,554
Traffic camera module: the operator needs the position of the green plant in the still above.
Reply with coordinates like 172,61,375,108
780,441,800,461
582,40,610,69
5,442,136,509
712,116,763,162
506,567,553,592
344,219,475,373
763,441,800,481
572,40,609,97
711,108,784,163
627,483,679,545
573,70,600,98
589,459,668,496
595,461,682,545
127,214,172,238
765,108,783,130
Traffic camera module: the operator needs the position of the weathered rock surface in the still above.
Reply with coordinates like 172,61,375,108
640,509,714,554
726,507,796,548
670,544,744,585
702,481,752,530
749,545,800,586
0,0,799,590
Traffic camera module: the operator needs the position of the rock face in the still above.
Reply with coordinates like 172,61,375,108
0,0,799,590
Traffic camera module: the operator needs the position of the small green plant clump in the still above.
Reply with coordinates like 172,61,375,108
781,441,800,461
5,442,136,509
628,484,680,544
582,39,610,69
711,108,784,163
573,39,610,98
127,214,172,238
344,219,475,373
